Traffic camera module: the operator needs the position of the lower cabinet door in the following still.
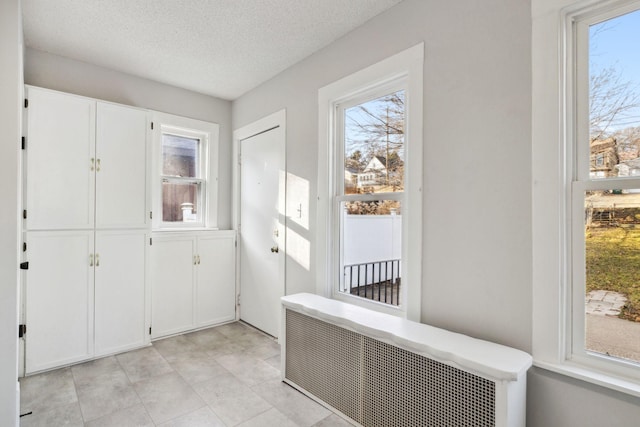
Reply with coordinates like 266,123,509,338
196,232,236,327
150,236,196,338
94,230,147,357
25,231,94,374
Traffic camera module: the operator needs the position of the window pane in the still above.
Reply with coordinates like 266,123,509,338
584,190,640,363
589,10,640,179
162,134,199,178
162,181,199,222
341,200,401,306
344,91,405,194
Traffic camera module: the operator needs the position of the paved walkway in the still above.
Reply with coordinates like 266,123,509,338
585,290,640,362
585,290,628,316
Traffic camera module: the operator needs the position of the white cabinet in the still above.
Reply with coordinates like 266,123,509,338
95,102,148,229
24,86,148,231
196,234,237,327
151,231,236,339
94,230,148,357
25,88,96,230
23,86,150,373
150,235,196,338
24,230,149,373
25,231,94,373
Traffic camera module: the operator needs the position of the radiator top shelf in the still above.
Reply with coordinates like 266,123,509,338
281,293,532,382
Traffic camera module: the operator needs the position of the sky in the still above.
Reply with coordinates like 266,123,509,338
344,90,405,159
590,8,640,131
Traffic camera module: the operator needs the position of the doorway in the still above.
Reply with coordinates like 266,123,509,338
234,110,286,338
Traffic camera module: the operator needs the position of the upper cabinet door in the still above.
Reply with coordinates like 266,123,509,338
96,103,148,229
25,87,96,230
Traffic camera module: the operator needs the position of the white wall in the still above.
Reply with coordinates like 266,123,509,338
233,0,640,425
529,0,640,423
24,48,234,229
7,0,638,424
528,367,640,425
233,0,532,350
0,0,22,424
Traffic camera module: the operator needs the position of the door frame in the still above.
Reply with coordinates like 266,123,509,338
232,109,286,324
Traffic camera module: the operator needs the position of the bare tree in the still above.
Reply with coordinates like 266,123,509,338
344,91,405,214
590,65,640,140
345,91,405,162
589,23,640,140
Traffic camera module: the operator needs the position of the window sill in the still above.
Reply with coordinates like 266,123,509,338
534,359,640,398
332,291,405,318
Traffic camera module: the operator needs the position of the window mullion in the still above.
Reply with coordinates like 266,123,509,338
336,193,403,203
161,176,204,184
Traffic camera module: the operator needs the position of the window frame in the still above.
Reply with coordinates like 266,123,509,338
532,0,640,396
316,43,424,321
335,85,406,299
152,112,219,230
570,0,640,381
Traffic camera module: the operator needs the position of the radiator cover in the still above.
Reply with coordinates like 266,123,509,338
281,293,531,427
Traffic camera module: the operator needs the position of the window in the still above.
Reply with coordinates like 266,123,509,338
532,0,640,395
339,90,405,307
594,153,604,167
317,44,423,320
161,133,204,223
153,112,219,229
571,2,640,376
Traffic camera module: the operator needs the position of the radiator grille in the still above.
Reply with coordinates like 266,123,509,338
286,310,496,427
286,310,363,420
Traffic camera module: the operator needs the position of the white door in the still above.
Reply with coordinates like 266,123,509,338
94,230,147,356
150,235,196,338
25,231,94,373
96,102,148,229
240,126,285,337
25,87,95,230
196,232,237,327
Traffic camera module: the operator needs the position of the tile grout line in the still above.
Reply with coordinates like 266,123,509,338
113,352,157,426
21,322,333,427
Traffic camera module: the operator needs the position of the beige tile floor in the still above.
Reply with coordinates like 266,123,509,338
19,322,353,427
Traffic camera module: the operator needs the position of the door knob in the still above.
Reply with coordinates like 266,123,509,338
270,246,279,253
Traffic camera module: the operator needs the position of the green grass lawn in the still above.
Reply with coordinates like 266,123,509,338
586,227,640,321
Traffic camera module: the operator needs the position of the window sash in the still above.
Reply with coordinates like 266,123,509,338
334,85,407,199
569,1,640,378
333,86,407,309
159,129,207,227
153,112,218,230
160,177,205,226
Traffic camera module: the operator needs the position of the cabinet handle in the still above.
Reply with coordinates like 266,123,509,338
89,253,94,267
96,158,101,172
197,255,201,265
90,158,95,171
194,255,197,265
95,253,100,267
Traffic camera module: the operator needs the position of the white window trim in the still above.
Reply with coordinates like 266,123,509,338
152,111,219,230
316,43,424,321
532,0,640,396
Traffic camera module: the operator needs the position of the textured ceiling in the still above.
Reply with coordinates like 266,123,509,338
22,0,403,100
